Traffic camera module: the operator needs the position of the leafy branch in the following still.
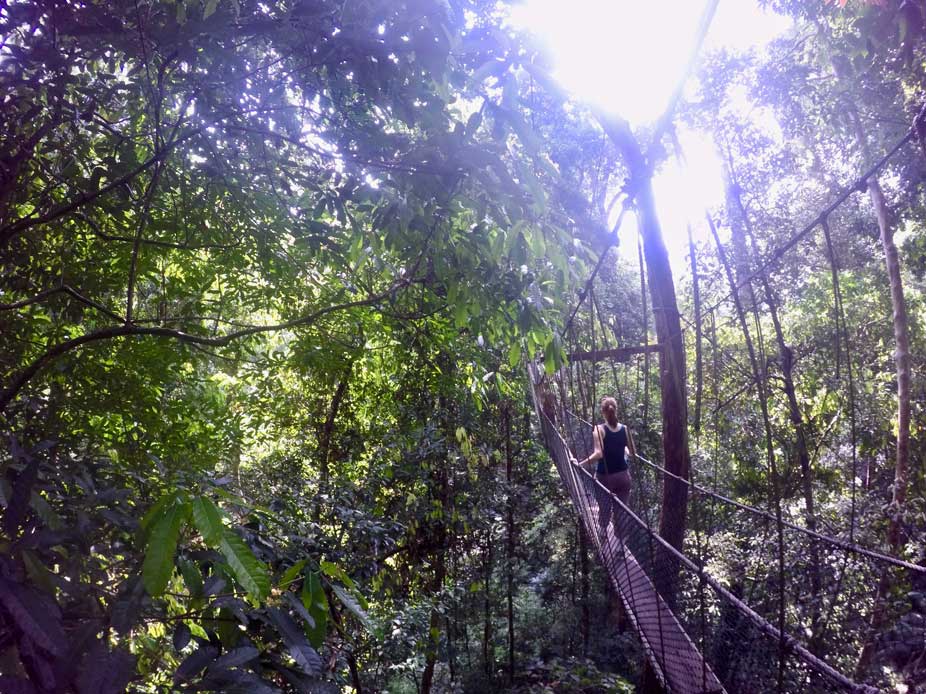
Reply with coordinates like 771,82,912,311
0,275,421,412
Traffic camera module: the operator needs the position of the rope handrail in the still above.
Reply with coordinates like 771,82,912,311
566,408,926,574
533,394,878,693
576,465,875,694
697,119,918,323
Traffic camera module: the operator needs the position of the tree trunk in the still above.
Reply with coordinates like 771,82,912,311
423,381,453,694
504,402,516,684
420,560,444,694
483,528,494,678
855,176,913,677
845,97,912,674
326,594,364,694
319,361,352,486
709,215,788,690
725,176,822,638
637,231,651,429
867,179,911,549
599,115,691,556
843,107,911,550
688,226,703,435
723,171,757,310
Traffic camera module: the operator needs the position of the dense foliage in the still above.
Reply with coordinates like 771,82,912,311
1,0,924,692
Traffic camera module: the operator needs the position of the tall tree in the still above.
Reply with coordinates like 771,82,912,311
598,115,691,556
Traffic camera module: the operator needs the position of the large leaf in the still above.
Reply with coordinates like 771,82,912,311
318,560,355,591
283,590,315,630
75,641,136,694
179,558,204,599
173,623,192,652
279,559,307,589
218,529,270,600
266,607,322,676
300,571,328,649
111,575,145,635
142,500,190,596
0,577,65,656
330,584,375,635
208,645,259,672
174,645,219,683
140,492,175,532
191,495,225,546
3,457,39,536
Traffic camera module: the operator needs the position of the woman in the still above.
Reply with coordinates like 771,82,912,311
571,396,636,538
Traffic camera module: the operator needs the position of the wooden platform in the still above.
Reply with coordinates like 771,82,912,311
579,499,726,694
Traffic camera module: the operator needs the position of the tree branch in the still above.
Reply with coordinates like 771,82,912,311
74,211,242,251
0,129,201,249
0,278,417,412
0,284,124,323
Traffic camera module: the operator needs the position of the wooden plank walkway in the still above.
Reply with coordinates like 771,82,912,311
578,498,726,694
528,363,724,693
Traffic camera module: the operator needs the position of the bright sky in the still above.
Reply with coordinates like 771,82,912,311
509,0,793,267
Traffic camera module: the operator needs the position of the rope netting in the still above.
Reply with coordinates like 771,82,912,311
529,363,890,694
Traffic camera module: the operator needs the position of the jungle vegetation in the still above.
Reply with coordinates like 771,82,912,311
0,0,924,692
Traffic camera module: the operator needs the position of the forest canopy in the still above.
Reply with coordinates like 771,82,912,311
0,0,924,692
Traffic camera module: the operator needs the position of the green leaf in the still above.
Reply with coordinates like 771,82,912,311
143,501,190,596
141,492,175,532
331,583,374,635
543,337,556,375
22,551,56,594
204,0,218,19
267,607,322,675
319,560,355,591
30,492,63,530
552,332,565,370
218,529,270,600
179,558,204,599
190,496,224,546
453,301,469,328
507,341,521,369
300,571,328,649
279,559,307,588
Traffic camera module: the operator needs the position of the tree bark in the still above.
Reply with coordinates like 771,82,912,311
637,231,651,429
420,557,445,694
326,594,364,694
580,524,590,656
867,179,911,549
843,105,912,551
723,171,757,311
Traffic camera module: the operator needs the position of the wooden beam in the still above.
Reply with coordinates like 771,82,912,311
567,344,663,363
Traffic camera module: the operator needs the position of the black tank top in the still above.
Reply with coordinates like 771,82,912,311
597,424,628,474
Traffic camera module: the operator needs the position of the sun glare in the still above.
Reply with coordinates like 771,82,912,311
510,0,792,264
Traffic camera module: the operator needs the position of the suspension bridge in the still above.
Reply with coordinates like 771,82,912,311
526,100,926,692
530,362,926,693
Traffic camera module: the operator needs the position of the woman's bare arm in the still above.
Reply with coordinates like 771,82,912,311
626,427,637,459
573,426,603,468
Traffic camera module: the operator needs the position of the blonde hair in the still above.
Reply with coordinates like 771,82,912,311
600,396,617,412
